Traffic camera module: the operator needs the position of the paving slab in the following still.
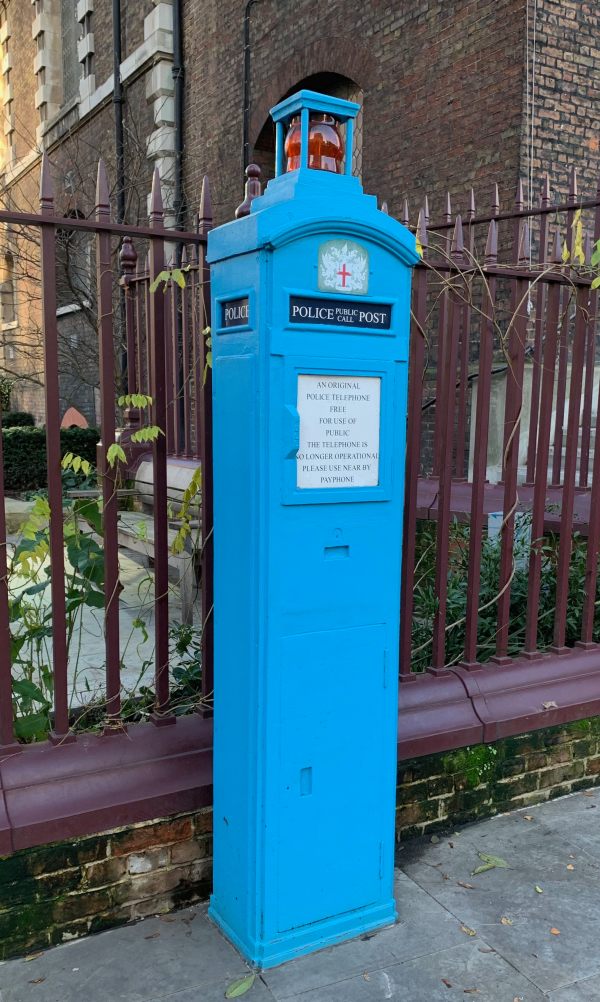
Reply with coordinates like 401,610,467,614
2,791,600,1001
263,871,465,1000
272,942,546,1001
0,907,255,1002
547,971,600,1000
400,792,600,995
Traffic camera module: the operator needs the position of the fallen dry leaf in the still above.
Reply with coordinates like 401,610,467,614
535,885,543,894
542,701,558,710
362,971,370,982
583,791,594,797
523,815,534,822
431,834,440,844
500,916,513,926
144,932,160,940
457,881,475,889
464,990,480,995
567,864,575,871
160,915,177,923
28,979,46,985
461,925,477,937
448,842,454,848
550,927,561,936
24,953,44,962
442,979,453,988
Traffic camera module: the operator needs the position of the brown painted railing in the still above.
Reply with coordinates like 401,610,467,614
0,156,213,752
4,161,600,855
400,168,600,679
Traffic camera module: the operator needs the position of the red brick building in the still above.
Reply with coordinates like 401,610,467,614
0,1,598,418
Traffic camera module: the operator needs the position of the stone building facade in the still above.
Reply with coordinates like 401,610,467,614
0,0,599,421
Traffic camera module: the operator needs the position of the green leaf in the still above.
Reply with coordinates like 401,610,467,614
149,270,171,293
12,678,48,703
74,497,103,535
107,443,126,467
591,276,600,290
225,973,256,998
478,852,509,868
472,863,496,875
14,712,50,740
171,268,187,289
22,580,49,597
82,589,106,609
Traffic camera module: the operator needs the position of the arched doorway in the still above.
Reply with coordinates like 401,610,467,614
252,72,364,187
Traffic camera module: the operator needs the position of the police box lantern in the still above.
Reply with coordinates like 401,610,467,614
207,90,419,969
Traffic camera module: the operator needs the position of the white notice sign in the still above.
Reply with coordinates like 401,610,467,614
296,374,381,489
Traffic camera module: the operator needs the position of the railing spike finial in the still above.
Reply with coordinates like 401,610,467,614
402,197,409,227
451,214,465,260
492,182,500,217
181,244,188,267
518,220,530,263
485,217,498,265
95,159,111,216
198,174,213,236
424,193,430,225
120,235,137,276
39,152,54,213
468,187,476,220
150,167,164,223
569,165,578,204
515,177,524,212
380,200,389,215
542,173,551,208
444,191,452,223
417,207,428,255
235,164,262,220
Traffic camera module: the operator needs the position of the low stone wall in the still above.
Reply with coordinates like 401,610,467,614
396,718,600,838
2,718,600,960
0,810,212,961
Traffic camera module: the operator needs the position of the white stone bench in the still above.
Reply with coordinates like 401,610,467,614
116,510,199,625
69,454,202,624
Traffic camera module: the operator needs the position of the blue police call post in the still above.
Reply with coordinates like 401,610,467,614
207,90,419,969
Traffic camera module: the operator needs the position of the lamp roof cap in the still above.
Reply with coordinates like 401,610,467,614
270,89,360,126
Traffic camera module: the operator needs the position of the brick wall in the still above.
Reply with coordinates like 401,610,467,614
183,0,527,226
0,810,212,961
396,719,600,839
3,720,600,961
522,0,600,204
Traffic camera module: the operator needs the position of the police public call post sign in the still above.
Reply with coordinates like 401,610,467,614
207,90,419,969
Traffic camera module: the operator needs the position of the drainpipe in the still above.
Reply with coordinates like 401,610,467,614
172,0,184,231
112,0,127,391
112,0,125,225
242,0,260,178
172,0,185,440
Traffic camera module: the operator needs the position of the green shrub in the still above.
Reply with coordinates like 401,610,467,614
2,426,99,491
1,411,35,428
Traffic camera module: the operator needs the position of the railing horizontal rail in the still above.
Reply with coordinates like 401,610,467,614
0,208,205,243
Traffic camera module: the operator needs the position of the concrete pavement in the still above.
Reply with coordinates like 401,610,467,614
2,789,600,1001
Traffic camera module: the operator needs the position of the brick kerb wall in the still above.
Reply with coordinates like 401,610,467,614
3,719,600,961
